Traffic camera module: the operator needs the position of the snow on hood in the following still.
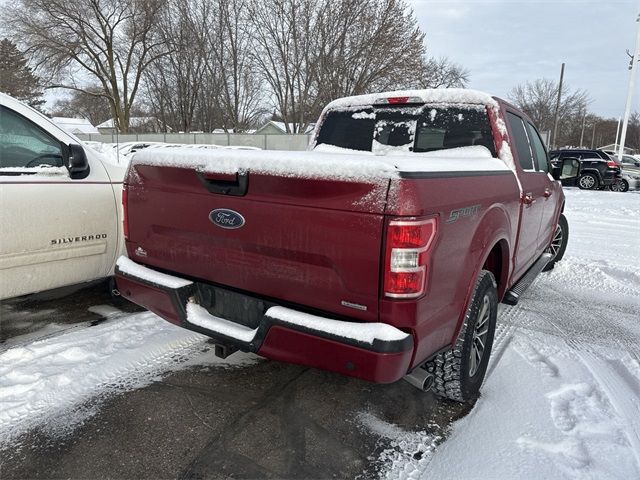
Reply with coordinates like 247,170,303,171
133,144,511,183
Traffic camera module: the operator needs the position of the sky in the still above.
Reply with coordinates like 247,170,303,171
408,0,640,118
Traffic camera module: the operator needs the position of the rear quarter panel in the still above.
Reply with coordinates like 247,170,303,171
383,172,520,367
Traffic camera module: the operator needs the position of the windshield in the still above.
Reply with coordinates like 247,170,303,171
316,105,497,157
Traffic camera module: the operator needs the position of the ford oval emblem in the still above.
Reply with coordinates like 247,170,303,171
209,209,245,229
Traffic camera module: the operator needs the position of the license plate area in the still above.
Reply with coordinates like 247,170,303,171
194,283,273,329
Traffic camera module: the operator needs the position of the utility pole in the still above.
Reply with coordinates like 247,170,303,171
618,13,640,160
614,117,622,152
591,122,596,149
552,63,565,149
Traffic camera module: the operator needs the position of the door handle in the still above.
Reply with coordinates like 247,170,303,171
523,193,535,205
543,188,552,198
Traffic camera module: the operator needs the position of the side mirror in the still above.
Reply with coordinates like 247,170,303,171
552,157,580,180
67,144,90,179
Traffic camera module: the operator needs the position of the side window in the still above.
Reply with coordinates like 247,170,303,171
0,106,64,169
505,111,534,170
525,122,549,173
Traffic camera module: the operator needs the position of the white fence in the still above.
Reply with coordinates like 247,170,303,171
76,133,312,151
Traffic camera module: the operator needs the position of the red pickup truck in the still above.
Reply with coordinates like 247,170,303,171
115,89,579,402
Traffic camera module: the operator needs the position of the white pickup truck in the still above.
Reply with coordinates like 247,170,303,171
0,93,125,300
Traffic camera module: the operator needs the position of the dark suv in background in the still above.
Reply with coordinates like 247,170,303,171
549,149,622,190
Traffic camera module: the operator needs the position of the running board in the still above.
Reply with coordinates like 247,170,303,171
502,253,553,306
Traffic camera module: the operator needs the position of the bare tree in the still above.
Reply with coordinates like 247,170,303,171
203,0,267,131
417,57,469,89
4,0,167,133
508,78,590,145
248,0,429,132
144,0,208,132
247,0,319,132
50,85,112,125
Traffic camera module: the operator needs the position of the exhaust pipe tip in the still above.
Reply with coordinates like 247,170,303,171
403,367,434,392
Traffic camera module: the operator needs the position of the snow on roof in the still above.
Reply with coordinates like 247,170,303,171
51,117,99,135
324,88,498,110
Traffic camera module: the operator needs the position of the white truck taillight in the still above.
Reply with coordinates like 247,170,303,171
122,185,129,240
384,218,437,299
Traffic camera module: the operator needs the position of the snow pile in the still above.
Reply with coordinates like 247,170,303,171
357,412,441,480
0,312,255,444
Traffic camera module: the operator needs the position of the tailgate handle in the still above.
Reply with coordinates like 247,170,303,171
196,171,249,196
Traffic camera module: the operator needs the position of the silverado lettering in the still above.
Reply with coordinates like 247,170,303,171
115,88,577,402
51,234,108,245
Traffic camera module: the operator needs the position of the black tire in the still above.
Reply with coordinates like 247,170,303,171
578,173,599,190
542,213,569,272
609,178,629,192
426,270,498,403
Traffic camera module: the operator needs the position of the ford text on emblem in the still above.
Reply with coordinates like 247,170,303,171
209,209,245,229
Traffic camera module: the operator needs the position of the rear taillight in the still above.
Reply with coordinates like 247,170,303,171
383,218,437,298
606,160,619,169
122,185,129,240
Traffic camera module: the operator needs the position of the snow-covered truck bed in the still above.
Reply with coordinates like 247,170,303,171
115,89,580,402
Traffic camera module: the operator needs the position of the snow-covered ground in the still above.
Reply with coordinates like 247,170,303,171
0,311,256,445
1,188,638,479
360,188,640,479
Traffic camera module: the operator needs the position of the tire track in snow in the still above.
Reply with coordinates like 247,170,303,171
575,350,640,472
542,318,640,473
485,302,526,378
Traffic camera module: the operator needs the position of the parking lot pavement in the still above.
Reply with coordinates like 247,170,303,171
0,280,141,346
1,285,470,479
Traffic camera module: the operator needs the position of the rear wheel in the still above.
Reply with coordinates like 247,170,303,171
578,173,598,190
609,178,629,192
426,270,497,403
543,213,568,271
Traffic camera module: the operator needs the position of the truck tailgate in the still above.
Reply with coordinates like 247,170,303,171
125,156,393,322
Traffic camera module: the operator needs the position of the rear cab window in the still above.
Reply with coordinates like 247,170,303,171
316,104,497,157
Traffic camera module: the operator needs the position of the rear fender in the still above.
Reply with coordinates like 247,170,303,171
451,204,512,343
580,168,603,182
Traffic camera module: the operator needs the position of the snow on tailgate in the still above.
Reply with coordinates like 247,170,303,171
134,145,511,181
133,148,399,182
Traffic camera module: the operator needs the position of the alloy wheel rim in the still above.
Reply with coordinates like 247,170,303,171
469,294,491,377
547,224,563,259
580,176,595,188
